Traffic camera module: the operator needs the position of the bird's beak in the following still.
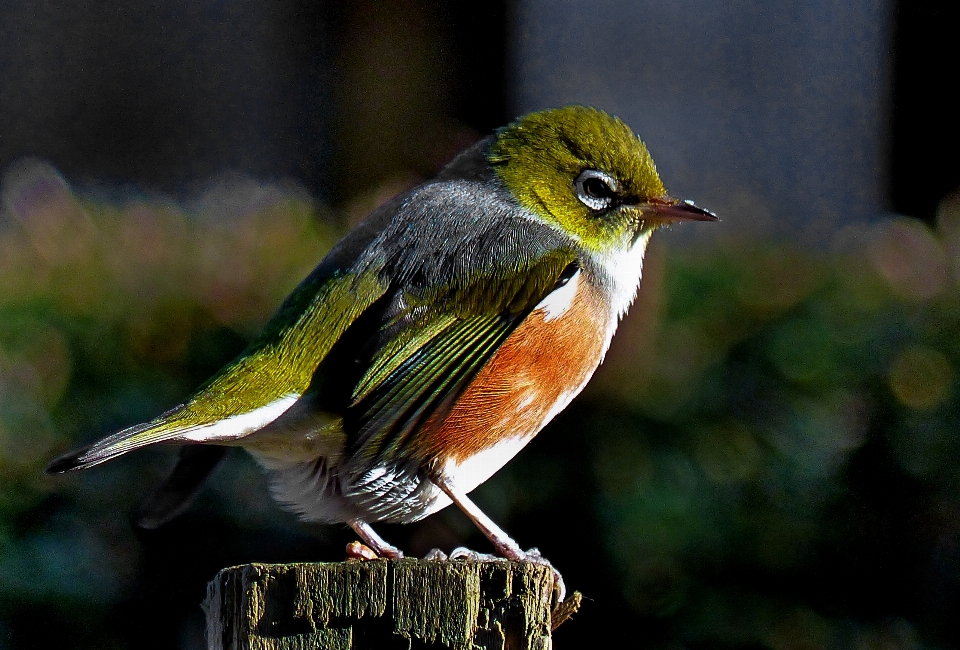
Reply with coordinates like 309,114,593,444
642,197,718,223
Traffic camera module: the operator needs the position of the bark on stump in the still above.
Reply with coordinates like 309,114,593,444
205,559,568,649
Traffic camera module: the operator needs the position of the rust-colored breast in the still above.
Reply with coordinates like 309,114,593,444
417,275,612,464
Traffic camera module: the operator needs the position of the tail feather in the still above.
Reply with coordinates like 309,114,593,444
46,442,97,473
45,413,186,474
46,393,303,474
136,445,228,528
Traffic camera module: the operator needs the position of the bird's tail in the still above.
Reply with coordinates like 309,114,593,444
47,418,229,529
136,445,228,528
46,409,188,474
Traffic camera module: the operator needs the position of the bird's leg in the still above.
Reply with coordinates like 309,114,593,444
432,476,566,603
346,518,404,559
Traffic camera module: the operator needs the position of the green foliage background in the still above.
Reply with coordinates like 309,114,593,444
1,169,959,648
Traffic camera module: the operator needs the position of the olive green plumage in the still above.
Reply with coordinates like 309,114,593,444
490,105,666,251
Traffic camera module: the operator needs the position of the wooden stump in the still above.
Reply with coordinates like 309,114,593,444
205,559,578,650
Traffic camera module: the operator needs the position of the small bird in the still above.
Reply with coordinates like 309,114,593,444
47,106,715,598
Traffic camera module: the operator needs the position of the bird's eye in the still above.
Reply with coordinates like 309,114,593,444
574,170,619,211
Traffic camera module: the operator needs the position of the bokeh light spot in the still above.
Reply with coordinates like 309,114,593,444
868,218,950,301
693,421,761,484
888,345,953,410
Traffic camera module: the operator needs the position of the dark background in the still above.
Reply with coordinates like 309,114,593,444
2,2,957,220
1,1,959,648
0,1,510,205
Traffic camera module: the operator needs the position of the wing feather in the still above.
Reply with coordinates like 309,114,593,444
47,266,389,472
340,252,580,474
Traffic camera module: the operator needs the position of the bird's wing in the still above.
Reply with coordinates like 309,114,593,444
47,253,391,473
46,178,577,476
324,247,580,475
242,180,584,475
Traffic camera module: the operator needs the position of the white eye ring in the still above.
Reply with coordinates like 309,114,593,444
574,170,619,211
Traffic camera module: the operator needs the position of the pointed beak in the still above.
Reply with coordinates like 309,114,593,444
643,197,718,223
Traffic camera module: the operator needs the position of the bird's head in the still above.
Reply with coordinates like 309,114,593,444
487,105,716,255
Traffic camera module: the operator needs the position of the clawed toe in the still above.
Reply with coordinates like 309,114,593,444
522,547,545,560
548,568,567,604
345,540,404,560
424,547,499,561
519,548,566,604
424,548,448,561
346,519,404,559
345,541,379,560
449,546,502,561
439,546,566,603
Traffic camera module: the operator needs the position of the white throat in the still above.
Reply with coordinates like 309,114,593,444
597,229,654,319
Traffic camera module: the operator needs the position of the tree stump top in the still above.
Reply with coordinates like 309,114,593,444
206,559,577,650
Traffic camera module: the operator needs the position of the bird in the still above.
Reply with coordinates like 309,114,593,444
46,105,716,600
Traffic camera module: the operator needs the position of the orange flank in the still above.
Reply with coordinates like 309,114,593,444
418,273,611,466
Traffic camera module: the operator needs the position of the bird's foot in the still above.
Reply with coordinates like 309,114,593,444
423,547,499,561
514,547,566,605
423,548,448,561
345,541,380,560
346,519,404,559
449,546,501,561
428,477,567,603
429,546,565,604
345,539,404,560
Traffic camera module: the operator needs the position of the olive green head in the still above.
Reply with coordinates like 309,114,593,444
487,105,713,254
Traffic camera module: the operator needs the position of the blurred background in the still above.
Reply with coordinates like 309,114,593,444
1,1,959,648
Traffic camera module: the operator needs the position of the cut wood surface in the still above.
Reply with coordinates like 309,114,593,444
205,559,581,649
